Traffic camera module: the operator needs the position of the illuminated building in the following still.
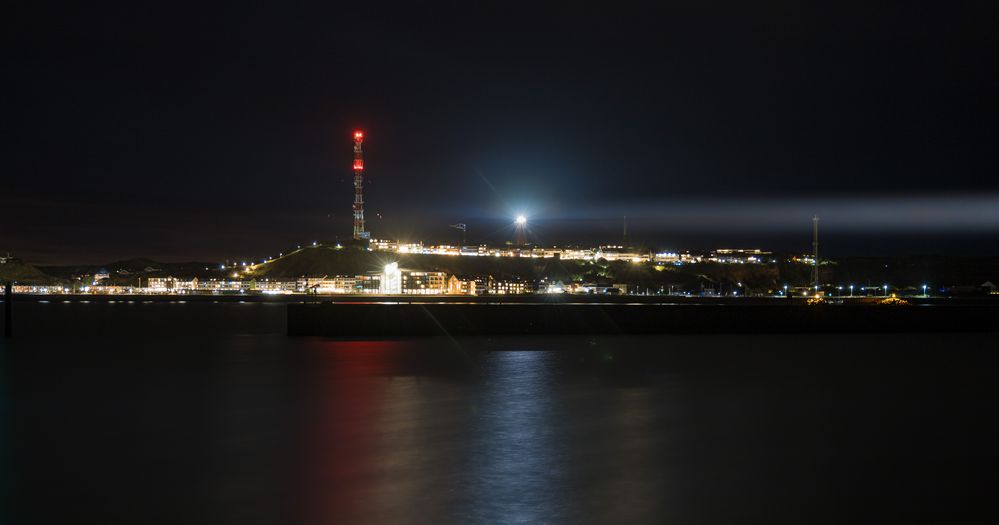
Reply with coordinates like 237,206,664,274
460,245,488,256
147,277,199,292
402,271,448,294
594,246,650,263
654,252,680,263
251,280,297,293
12,285,64,294
369,238,398,252
708,249,772,264
397,242,425,254
447,275,492,295
381,263,402,294
310,276,356,294
192,279,245,292
490,280,530,295
355,274,383,294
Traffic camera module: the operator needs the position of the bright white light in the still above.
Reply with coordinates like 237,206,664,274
382,262,402,294
515,215,527,225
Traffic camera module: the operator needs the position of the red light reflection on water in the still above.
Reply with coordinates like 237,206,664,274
299,340,407,523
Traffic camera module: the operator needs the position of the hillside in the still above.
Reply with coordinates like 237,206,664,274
244,246,766,291
0,262,63,285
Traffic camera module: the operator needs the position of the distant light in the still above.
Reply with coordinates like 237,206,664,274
312,241,317,246
353,130,364,140
515,215,527,225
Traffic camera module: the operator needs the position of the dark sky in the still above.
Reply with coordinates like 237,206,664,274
4,3,998,263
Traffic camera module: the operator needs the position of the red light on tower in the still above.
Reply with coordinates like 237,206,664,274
351,129,369,240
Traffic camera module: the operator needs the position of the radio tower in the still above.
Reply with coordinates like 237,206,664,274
811,216,819,291
352,130,369,240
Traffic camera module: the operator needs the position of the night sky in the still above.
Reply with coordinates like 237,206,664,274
5,3,999,263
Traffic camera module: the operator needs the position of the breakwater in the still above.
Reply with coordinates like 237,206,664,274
287,302,999,337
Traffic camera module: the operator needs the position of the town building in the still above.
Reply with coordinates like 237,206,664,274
448,275,492,295
490,279,530,295
402,270,448,294
146,277,199,292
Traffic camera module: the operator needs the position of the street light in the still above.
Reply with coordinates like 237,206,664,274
922,284,928,297
515,215,527,225
849,284,854,297
883,284,888,296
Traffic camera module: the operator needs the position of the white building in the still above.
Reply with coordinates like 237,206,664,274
382,263,402,294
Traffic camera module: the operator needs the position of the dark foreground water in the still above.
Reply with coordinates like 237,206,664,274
1,301,998,523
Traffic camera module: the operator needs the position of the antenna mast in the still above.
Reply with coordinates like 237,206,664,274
352,130,369,240
811,216,819,291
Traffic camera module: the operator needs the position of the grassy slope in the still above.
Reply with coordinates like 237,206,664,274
0,263,63,285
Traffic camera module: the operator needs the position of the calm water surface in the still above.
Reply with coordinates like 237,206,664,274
1,301,997,523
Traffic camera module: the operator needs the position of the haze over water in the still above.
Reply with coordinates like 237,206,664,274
2,301,997,523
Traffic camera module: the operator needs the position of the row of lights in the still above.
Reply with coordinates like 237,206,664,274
216,217,535,272
220,240,336,271
779,284,930,296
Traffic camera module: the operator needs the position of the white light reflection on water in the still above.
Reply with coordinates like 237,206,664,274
462,350,567,524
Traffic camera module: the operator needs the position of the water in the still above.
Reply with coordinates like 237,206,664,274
2,301,998,523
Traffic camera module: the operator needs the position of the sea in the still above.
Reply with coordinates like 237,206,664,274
1,299,997,523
